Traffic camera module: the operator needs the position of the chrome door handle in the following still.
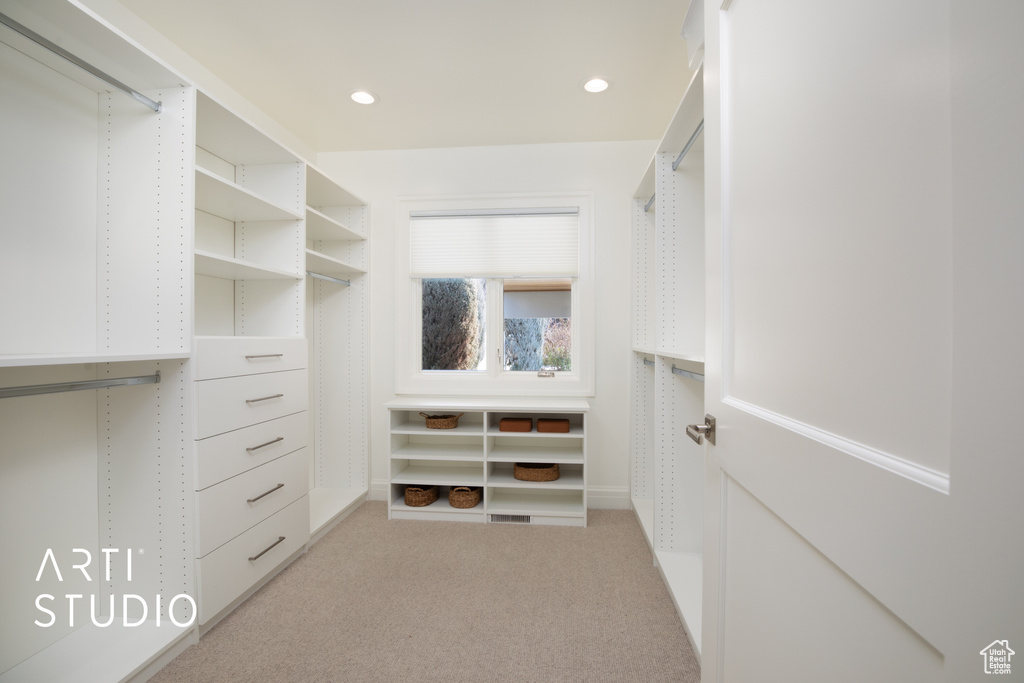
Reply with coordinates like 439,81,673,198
686,414,716,445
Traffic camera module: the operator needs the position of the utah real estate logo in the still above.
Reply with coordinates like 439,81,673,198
980,640,1014,675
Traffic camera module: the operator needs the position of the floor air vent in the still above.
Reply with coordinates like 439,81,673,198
490,514,531,524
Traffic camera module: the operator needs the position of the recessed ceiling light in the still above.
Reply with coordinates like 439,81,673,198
350,90,377,105
583,78,609,93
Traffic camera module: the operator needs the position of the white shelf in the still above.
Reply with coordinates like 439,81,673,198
486,425,584,438
488,466,584,489
0,351,190,368
486,489,584,517
196,92,299,166
392,463,484,486
392,442,483,461
385,397,591,414
309,486,365,537
305,249,366,276
390,493,483,515
391,421,484,436
195,166,302,222
0,620,191,683
194,250,302,281
306,207,365,241
306,165,365,207
487,444,583,463
655,550,703,656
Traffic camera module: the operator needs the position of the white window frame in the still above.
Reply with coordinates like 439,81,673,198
395,192,595,397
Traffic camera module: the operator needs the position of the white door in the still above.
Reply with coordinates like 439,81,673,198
702,1,1023,681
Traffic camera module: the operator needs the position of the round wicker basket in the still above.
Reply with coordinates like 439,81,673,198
513,462,560,482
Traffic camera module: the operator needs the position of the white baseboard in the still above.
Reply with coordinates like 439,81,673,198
587,486,631,509
370,478,390,501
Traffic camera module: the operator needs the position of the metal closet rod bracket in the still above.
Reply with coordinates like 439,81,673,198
671,365,705,382
307,271,351,286
0,11,162,113
0,371,161,399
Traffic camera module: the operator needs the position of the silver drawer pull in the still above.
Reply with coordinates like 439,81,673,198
246,393,283,405
246,437,284,453
248,536,285,562
247,483,284,503
245,353,284,360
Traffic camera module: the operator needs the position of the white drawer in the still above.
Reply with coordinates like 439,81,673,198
196,448,308,557
196,412,308,490
195,369,307,439
195,337,307,380
196,495,309,625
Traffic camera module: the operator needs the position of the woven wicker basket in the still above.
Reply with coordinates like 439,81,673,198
419,412,464,429
404,485,439,507
513,462,560,482
449,486,481,509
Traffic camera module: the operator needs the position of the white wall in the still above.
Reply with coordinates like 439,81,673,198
318,141,655,508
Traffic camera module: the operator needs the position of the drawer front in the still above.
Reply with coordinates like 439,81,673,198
195,337,307,380
195,369,307,439
196,412,308,490
197,495,309,624
196,448,308,557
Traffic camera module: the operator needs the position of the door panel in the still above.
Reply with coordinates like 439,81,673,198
721,0,952,474
720,477,943,683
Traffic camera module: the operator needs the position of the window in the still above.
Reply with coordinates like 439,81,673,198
395,194,594,396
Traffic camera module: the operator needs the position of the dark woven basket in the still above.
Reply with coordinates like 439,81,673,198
419,412,464,429
513,462,560,482
404,485,439,507
449,486,481,509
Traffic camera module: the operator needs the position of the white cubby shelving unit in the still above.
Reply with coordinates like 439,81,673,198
629,62,706,658
304,165,370,540
0,0,194,680
386,398,589,527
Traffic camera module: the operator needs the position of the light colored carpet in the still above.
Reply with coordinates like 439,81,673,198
150,502,700,682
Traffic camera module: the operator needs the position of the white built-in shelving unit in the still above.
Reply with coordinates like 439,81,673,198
629,57,706,658
0,0,195,679
386,398,588,527
190,91,311,630
0,0,371,676
304,165,369,540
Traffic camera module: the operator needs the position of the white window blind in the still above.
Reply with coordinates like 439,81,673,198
409,211,579,278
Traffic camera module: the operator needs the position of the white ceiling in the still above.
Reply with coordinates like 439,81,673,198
117,0,694,153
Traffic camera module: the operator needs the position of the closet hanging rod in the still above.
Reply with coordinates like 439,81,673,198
643,359,655,367
671,365,704,382
671,119,705,171
307,271,351,286
0,11,162,113
0,371,161,399
644,194,656,213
